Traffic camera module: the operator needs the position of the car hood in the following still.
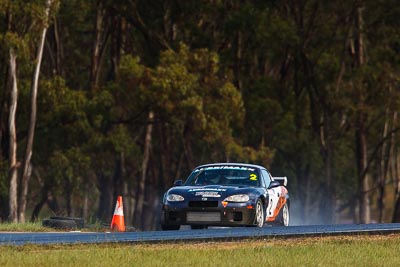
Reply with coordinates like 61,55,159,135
166,185,253,199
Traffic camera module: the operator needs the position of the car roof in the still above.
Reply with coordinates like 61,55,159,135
195,162,266,170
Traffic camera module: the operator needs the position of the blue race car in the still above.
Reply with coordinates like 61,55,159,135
160,163,289,230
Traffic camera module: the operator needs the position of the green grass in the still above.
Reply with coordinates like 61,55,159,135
0,222,108,232
0,222,52,232
1,234,400,267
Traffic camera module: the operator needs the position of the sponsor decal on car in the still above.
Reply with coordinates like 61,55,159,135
188,188,227,192
194,191,221,197
194,166,256,172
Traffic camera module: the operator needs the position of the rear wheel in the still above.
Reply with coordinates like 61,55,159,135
276,202,290,226
254,199,265,227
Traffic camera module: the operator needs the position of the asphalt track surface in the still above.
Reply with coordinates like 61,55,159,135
1,223,400,246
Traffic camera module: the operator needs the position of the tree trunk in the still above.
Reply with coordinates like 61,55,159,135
391,112,400,222
83,182,89,220
134,111,154,229
90,1,108,90
97,172,113,222
30,196,47,222
46,192,59,215
113,152,125,200
182,125,195,170
30,169,48,222
354,2,371,224
234,30,242,91
46,17,65,77
393,195,400,223
53,17,65,77
65,175,72,216
174,152,184,185
110,14,123,81
392,150,400,222
356,115,370,224
297,163,311,224
318,111,335,224
159,122,173,188
378,110,390,222
8,48,18,223
19,0,53,223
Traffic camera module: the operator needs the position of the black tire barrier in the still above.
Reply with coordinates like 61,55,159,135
42,218,77,230
48,216,85,229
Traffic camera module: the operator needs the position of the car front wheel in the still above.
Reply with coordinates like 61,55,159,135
254,199,265,227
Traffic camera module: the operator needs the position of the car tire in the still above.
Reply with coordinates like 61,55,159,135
49,216,85,229
42,218,77,230
161,224,180,230
276,202,290,226
254,198,265,227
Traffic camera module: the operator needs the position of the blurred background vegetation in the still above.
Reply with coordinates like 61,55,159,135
1,0,400,230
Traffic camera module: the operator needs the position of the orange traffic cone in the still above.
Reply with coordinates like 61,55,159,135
110,196,126,232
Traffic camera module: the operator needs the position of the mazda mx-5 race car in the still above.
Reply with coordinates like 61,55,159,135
160,163,289,230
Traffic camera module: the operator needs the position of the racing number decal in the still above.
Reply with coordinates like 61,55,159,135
266,187,288,221
250,174,257,181
266,188,280,220
268,198,274,216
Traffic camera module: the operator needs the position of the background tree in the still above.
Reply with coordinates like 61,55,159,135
0,0,400,228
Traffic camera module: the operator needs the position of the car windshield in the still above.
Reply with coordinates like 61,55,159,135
185,166,260,187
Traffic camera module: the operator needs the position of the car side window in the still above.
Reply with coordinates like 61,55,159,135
261,169,272,188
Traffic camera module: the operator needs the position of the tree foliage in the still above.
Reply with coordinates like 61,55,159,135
0,0,400,228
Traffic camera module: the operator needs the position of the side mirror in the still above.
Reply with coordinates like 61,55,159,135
268,180,280,188
173,180,183,186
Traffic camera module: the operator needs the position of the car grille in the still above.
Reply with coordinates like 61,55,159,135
189,201,218,208
186,212,221,222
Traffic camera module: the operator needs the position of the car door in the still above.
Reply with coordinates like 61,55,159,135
261,170,282,221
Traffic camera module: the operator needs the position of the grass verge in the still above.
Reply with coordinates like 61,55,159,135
0,221,108,232
0,222,52,232
1,234,400,266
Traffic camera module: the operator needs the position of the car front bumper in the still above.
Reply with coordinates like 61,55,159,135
161,201,257,227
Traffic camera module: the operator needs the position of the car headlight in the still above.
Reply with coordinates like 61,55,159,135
166,194,184,202
223,194,249,202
